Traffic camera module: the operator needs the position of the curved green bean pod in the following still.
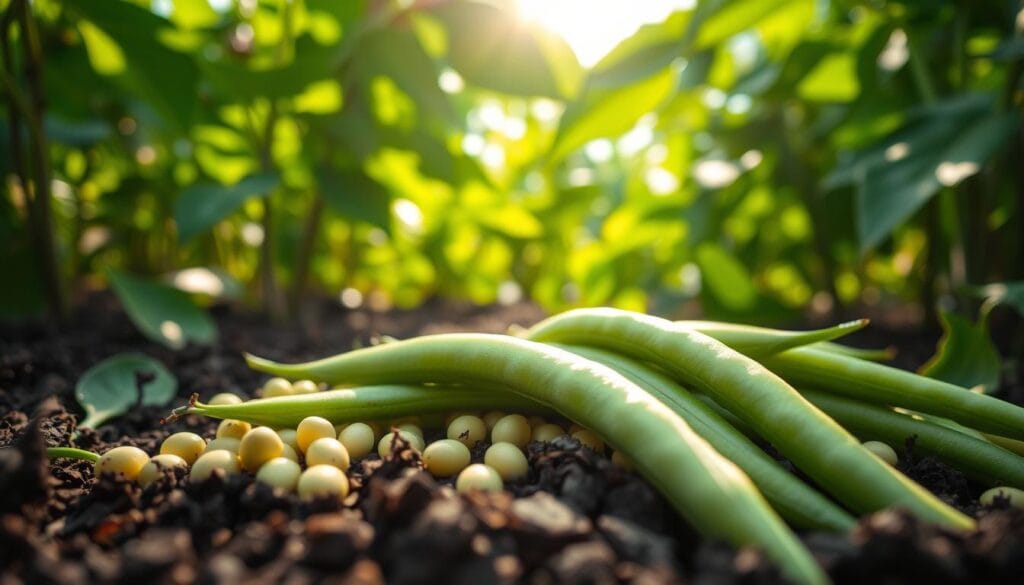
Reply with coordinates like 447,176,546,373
246,334,827,585
759,346,1024,441
678,320,891,362
45,447,100,462
666,319,868,358
554,343,856,532
173,385,545,428
526,308,974,531
801,390,1024,488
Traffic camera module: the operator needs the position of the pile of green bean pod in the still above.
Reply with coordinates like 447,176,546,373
182,305,1024,585
758,346,1024,441
245,334,827,585
526,308,974,530
550,343,856,532
799,390,1024,488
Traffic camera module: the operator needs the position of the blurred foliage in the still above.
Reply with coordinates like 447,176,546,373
2,0,1024,343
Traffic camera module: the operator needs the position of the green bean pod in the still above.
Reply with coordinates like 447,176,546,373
246,334,827,585
639,319,868,359
527,308,974,531
554,343,856,532
801,390,1024,489
177,385,543,428
759,346,1024,441
677,320,891,362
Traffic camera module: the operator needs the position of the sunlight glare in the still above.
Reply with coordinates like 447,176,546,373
515,0,694,68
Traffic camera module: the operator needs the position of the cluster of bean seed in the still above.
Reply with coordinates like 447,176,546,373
91,378,627,500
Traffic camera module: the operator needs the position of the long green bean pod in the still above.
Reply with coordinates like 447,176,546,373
649,319,868,358
554,343,856,532
799,390,1024,488
171,385,544,427
757,346,1024,441
526,308,974,531
678,320,891,361
246,334,827,585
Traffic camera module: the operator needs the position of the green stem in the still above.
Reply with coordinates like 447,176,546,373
46,447,100,463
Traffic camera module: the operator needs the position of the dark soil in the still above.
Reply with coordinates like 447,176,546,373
2,294,1024,585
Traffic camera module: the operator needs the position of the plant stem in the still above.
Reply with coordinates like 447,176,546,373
257,101,284,322
291,193,323,317
2,0,67,321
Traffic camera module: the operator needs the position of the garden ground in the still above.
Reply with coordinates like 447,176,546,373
2,296,1023,584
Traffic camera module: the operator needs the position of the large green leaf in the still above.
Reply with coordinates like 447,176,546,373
693,0,793,49
589,10,690,89
825,94,1019,252
428,1,582,98
175,173,280,243
108,270,217,349
856,110,1018,252
64,0,198,132
75,353,177,429
695,242,757,312
549,66,677,164
920,312,1001,394
318,166,392,231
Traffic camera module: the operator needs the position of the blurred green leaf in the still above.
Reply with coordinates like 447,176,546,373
797,52,860,102
695,242,757,311
856,110,1018,252
825,94,1019,252
693,0,792,49
428,1,582,98
920,311,1001,394
175,173,280,243
550,65,676,163
318,166,392,231
108,270,217,349
590,10,690,89
75,353,177,429
64,0,198,132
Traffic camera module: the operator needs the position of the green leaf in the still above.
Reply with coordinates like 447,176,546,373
693,0,792,49
318,166,392,231
550,65,677,164
175,173,279,243
920,312,1001,394
796,52,860,102
64,0,199,132
428,1,582,98
856,110,1018,252
76,353,177,429
695,242,757,312
830,94,1021,252
108,270,217,349
590,10,690,89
